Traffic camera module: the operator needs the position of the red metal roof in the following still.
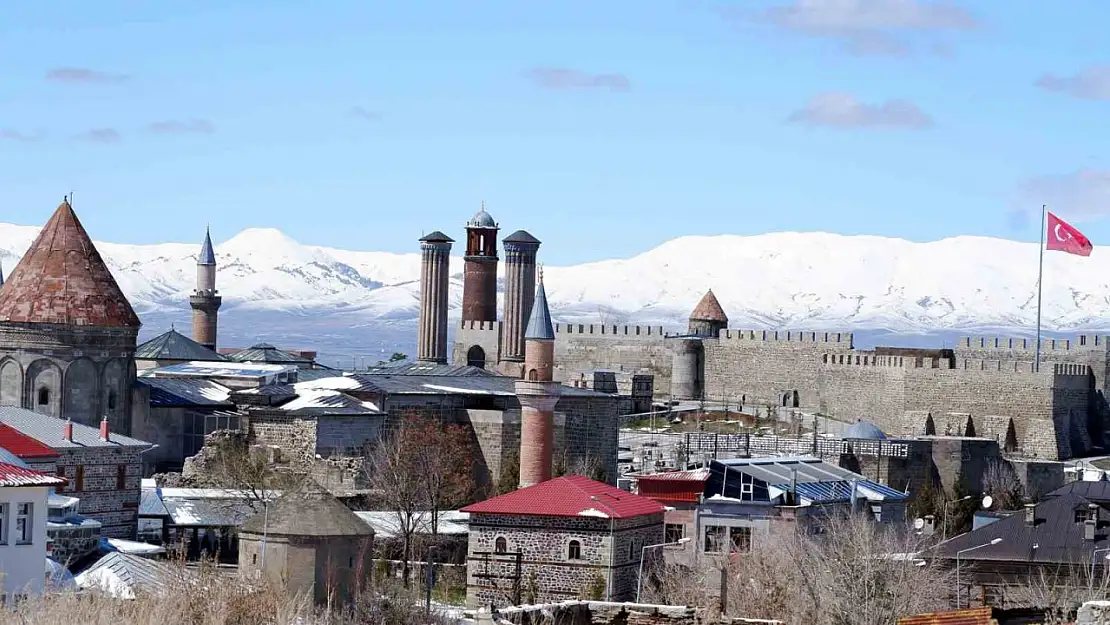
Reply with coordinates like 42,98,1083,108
0,199,140,327
0,462,67,487
896,608,994,625
0,423,59,459
636,468,710,483
461,475,666,519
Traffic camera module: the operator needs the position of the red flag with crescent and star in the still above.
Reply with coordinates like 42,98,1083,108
1046,212,1093,257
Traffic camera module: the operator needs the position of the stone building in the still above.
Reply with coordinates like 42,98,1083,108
189,228,222,351
134,328,227,372
0,406,150,538
238,480,374,605
461,475,665,607
0,198,140,434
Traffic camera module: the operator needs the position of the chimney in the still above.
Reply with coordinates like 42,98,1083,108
99,416,110,442
923,514,936,536
1086,518,1097,541
62,419,73,442
1025,503,1036,526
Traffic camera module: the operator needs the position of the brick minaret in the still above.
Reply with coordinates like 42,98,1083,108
517,269,560,488
189,227,222,351
417,231,454,363
461,204,499,322
501,231,541,364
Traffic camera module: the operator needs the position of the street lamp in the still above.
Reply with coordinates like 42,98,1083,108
943,495,973,543
956,538,1002,608
636,537,692,602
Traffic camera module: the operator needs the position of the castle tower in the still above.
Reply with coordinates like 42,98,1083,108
501,230,541,364
689,289,728,337
517,270,560,488
0,197,141,432
189,227,222,351
461,204,499,323
417,231,454,363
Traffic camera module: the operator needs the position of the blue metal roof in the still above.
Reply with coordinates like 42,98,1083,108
137,378,234,407
198,227,216,266
776,479,906,503
525,275,555,340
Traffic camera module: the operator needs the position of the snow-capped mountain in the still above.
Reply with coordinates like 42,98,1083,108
0,224,1103,361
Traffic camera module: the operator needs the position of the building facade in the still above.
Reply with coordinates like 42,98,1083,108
0,462,67,598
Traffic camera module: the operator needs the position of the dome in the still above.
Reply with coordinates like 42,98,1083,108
843,420,886,440
467,206,497,229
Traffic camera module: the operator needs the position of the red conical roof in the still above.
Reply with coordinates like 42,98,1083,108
0,200,140,328
690,289,728,323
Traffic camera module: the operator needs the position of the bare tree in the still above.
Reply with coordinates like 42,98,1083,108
1003,560,1110,624
182,430,304,513
366,419,427,588
982,459,1026,511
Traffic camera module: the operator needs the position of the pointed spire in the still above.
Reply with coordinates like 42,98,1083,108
198,226,216,266
525,267,554,341
690,289,728,323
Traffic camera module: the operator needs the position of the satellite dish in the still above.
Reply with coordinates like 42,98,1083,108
982,495,994,510
913,517,925,530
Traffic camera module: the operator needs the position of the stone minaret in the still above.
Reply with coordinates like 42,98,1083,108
189,227,222,351
417,231,454,363
501,230,541,364
461,204,499,323
517,269,560,488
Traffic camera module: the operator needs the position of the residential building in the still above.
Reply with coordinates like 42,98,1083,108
46,492,102,567
130,376,239,472
0,461,67,597
461,474,665,607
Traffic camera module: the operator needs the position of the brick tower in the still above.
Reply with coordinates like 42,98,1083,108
501,230,541,366
517,269,560,488
417,231,454,363
189,227,222,351
0,197,141,432
461,204,499,323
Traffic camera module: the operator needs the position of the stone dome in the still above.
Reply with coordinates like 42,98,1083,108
467,207,497,228
843,420,887,440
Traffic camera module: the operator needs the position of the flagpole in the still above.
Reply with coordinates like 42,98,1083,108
1035,204,1046,372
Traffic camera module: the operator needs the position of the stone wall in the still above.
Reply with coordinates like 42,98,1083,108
314,414,387,455
465,512,664,608
246,411,318,464
30,447,143,538
552,325,672,397
454,322,504,369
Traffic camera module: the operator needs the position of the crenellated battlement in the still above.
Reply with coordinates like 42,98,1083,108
458,320,502,331
554,323,669,337
822,353,927,368
820,353,1091,377
721,329,854,345
959,335,1109,351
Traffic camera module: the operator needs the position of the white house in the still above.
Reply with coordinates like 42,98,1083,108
0,461,67,598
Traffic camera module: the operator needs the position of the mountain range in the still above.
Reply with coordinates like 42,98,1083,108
0,223,1103,366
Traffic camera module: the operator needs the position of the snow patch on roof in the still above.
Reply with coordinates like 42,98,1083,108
422,383,514,396
577,508,610,519
294,374,359,391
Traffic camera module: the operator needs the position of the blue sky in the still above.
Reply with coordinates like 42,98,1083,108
2,0,1110,265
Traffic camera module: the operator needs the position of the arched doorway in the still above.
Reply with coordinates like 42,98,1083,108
467,345,486,369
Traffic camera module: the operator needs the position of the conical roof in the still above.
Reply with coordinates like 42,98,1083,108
239,480,373,538
419,230,454,243
525,271,554,341
0,199,140,328
198,227,216,266
690,289,728,323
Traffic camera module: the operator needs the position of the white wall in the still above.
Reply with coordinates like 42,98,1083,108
0,485,49,597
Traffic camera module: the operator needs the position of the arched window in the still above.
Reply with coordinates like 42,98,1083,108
495,537,507,554
37,387,49,406
107,390,117,411
467,345,486,369
568,540,581,560
527,369,538,381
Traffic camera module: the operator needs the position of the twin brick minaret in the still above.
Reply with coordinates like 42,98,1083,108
516,271,560,488
417,231,454,363
189,227,222,351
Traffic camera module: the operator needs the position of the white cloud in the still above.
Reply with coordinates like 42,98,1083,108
1037,66,1110,101
1020,170,1110,220
788,92,934,129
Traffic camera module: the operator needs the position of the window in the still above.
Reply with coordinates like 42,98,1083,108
629,540,636,560
0,503,7,544
252,553,257,565
704,525,726,553
15,503,32,545
75,465,84,491
664,523,685,544
107,390,117,411
527,369,538,381
117,464,127,490
56,466,66,492
494,537,507,554
1076,508,1096,523
568,540,581,560
729,527,751,553
37,388,49,406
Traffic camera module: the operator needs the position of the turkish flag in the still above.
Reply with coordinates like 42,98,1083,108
1046,212,1093,257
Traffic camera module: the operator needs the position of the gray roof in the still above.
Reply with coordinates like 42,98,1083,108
843,420,887,440
933,481,1110,564
198,227,216,266
419,230,454,243
709,456,907,503
525,276,555,340
349,372,605,397
139,488,170,518
75,552,180,596
0,406,151,450
467,207,497,229
229,343,314,364
362,362,495,377
135,329,227,362
503,230,540,245
240,481,373,537
295,368,344,382
137,377,234,408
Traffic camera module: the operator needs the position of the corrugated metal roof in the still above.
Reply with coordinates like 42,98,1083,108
198,227,216,266
350,373,606,397
355,510,469,538
637,468,711,483
138,378,233,407
162,496,256,527
139,488,170,517
74,552,182,599
0,461,67,487
362,362,495,377
462,475,665,519
710,456,906,503
135,329,227,362
228,343,313,364
0,407,150,450
152,361,295,378
896,607,994,625
0,422,60,458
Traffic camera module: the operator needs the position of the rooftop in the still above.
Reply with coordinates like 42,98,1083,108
843,420,887,440
419,230,454,243
135,328,227,362
709,456,906,504
524,272,555,341
354,510,469,538
689,289,728,323
0,461,67,487
151,361,296,379
349,372,607,398
137,377,234,407
0,422,61,459
0,406,151,450
74,552,183,599
467,205,497,229
198,227,216,266
228,342,314,365
503,230,541,245
0,199,140,328
462,475,666,519
362,362,494,377
240,481,374,537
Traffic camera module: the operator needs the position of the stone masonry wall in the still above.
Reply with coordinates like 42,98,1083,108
465,512,664,608
31,447,143,538
454,322,504,369
553,325,672,397
246,411,317,465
